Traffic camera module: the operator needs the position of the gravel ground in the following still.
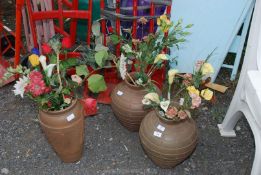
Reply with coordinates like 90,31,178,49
0,69,255,175
0,1,255,175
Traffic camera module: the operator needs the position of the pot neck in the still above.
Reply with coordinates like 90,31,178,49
40,100,78,115
124,72,148,90
155,110,184,125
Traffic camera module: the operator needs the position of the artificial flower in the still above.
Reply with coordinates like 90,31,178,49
168,69,179,85
165,106,178,119
64,97,72,104
142,98,151,105
71,74,83,85
138,17,148,25
13,76,29,98
201,88,214,101
42,43,52,54
45,64,56,77
39,55,56,77
187,86,200,96
154,54,168,64
29,54,40,67
201,63,214,75
61,37,72,49
179,98,185,106
144,92,160,104
39,55,47,70
135,78,143,86
178,110,188,120
132,39,141,45
122,44,133,53
119,54,127,80
108,26,114,33
195,60,204,71
190,93,202,109
31,48,40,56
160,100,170,112
25,71,48,97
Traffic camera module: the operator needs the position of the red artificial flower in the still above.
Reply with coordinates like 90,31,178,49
42,43,52,54
61,37,72,49
25,71,49,97
47,101,52,108
108,26,114,33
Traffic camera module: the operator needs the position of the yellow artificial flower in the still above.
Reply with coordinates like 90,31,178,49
201,63,214,75
187,86,200,96
154,54,168,63
144,92,160,104
157,18,161,25
168,69,179,85
201,89,213,100
29,54,40,67
160,14,168,22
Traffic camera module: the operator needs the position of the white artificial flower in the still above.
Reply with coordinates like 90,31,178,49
13,76,29,98
160,100,170,112
179,98,185,106
119,54,127,80
142,98,151,105
144,93,160,104
46,64,56,77
39,55,47,70
122,44,132,53
135,78,143,86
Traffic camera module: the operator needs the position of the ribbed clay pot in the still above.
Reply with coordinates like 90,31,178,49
139,110,198,168
39,100,85,163
111,73,160,132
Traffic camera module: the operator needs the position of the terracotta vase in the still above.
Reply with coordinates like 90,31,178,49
111,73,160,132
139,110,198,168
39,100,85,163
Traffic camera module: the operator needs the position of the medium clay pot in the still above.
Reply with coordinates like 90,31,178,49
39,100,85,163
139,110,198,168
111,73,160,132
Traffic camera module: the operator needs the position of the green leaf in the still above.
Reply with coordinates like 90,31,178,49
95,50,108,67
87,74,107,93
92,21,101,37
49,54,57,64
60,58,78,70
76,65,89,77
110,34,120,45
95,44,109,52
62,88,71,95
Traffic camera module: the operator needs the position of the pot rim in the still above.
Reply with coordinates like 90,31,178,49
40,99,78,115
124,72,148,90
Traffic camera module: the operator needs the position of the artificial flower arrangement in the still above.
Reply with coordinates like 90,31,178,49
110,15,192,87
2,35,108,111
142,56,215,121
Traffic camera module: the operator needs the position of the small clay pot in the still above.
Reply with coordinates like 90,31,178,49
139,110,198,168
111,72,160,132
39,100,85,163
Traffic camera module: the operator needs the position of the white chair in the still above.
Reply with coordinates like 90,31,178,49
218,0,261,174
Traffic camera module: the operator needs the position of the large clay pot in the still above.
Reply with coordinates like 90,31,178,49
111,73,160,132
39,100,85,163
139,110,198,168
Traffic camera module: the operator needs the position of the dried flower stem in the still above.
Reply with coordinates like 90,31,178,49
56,52,63,91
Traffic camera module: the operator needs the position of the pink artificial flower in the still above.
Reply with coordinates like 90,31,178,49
178,110,188,120
61,37,72,49
42,43,52,54
25,71,49,97
195,60,204,72
190,93,202,109
165,106,178,119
